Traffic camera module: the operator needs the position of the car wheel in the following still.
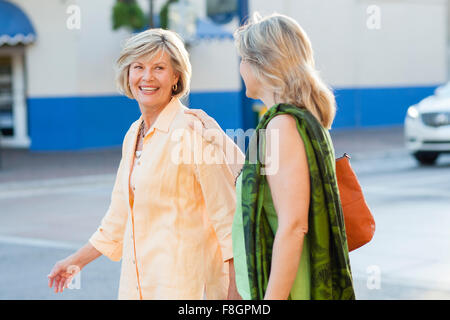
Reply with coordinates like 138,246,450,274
413,151,439,165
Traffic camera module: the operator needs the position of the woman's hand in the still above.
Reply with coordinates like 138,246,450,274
227,259,242,300
47,242,102,293
47,256,82,293
184,109,224,146
184,109,245,180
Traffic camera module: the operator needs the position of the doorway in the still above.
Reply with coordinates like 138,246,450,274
0,48,29,148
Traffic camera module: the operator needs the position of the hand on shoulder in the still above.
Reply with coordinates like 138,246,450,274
184,108,225,146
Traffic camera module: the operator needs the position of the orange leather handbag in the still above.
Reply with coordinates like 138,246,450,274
335,153,375,251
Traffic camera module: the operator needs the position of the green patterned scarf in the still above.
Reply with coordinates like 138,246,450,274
241,103,355,300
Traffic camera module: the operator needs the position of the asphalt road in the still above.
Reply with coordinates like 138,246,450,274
349,153,450,299
0,153,449,300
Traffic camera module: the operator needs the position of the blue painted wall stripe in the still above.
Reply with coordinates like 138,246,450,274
28,95,140,150
27,85,440,150
332,85,438,128
188,91,243,131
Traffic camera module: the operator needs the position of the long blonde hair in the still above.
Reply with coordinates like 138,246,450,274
234,12,336,129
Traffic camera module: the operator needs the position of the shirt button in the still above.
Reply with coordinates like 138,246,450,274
137,161,141,165
132,259,135,264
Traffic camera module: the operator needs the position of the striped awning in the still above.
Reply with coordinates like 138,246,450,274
0,0,36,46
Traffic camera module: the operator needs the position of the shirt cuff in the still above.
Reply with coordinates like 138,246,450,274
89,228,123,262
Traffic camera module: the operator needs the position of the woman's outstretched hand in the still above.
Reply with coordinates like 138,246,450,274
47,256,81,293
47,242,102,293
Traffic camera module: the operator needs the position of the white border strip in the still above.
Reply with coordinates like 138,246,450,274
0,235,81,250
0,33,35,46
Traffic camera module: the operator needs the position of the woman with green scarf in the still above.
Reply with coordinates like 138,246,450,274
186,12,355,300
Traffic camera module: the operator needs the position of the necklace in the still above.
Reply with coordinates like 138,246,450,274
139,120,147,139
135,121,146,158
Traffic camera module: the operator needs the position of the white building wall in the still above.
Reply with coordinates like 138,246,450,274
76,0,131,95
13,0,241,98
11,0,447,98
188,0,241,92
353,0,447,87
189,38,240,92
11,0,132,97
5,0,448,149
249,0,447,88
11,0,79,97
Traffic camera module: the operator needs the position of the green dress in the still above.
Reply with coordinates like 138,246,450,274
237,103,355,300
232,174,311,300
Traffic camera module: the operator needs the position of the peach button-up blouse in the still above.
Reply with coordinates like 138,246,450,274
89,98,236,299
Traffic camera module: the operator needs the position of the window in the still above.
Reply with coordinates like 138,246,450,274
206,0,237,24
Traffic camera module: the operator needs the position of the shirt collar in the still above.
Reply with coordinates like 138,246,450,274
140,97,183,136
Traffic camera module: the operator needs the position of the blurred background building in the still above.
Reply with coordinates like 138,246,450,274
0,0,447,150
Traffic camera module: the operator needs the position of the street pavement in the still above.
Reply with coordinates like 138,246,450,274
350,155,450,299
1,125,450,300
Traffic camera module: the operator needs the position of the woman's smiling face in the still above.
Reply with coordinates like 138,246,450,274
128,49,179,110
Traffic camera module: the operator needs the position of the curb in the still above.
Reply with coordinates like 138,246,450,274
0,149,414,190
0,174,116,192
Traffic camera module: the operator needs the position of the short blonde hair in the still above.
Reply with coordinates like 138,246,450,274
116,28,192,99
234,13,336,129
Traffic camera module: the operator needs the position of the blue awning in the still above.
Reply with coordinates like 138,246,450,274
0,0,36,46
195,18,233,40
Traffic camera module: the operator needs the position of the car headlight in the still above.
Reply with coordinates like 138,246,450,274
407,106,419,119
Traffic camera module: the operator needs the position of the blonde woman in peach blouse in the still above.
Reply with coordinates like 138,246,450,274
47,29,240,300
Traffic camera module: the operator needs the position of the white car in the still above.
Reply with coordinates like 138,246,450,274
405,82,450,165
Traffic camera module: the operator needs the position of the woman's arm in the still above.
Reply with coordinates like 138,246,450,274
263,114,310,300
47,126,135,293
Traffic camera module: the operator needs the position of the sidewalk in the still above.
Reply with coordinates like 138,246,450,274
0,126,407,185
0,147,122,185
